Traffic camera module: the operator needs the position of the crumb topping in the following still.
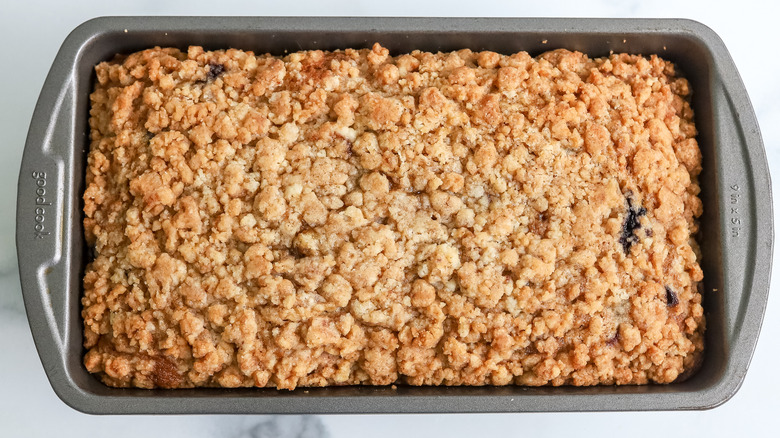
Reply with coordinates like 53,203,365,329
83,44,704,389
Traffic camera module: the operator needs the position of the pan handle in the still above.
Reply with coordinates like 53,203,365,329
16,71,80,375
703,19,774,403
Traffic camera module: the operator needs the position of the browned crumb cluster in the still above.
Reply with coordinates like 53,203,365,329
82,44,704,389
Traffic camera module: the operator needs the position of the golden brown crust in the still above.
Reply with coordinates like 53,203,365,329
83,44,703,389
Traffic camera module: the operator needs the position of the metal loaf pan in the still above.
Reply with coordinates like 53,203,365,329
16,17,773,414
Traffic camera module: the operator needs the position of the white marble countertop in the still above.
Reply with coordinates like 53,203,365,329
2,1,778,436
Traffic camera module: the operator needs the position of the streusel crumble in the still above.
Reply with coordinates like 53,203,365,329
83,44,703,389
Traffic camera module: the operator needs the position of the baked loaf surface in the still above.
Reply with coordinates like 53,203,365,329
83,44,704,389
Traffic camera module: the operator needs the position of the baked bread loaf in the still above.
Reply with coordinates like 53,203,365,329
83,44,704,389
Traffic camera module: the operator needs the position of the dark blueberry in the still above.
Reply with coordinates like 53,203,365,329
345,139,354,156
665,286,679,307
619,196,647,254
207,63,225,81
607,331,620,347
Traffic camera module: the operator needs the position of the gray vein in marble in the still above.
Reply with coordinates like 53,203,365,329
0,266,24,317
607,0,641,14
226,416,329,438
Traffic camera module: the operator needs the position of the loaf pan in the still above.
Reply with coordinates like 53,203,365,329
16,16,773,414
